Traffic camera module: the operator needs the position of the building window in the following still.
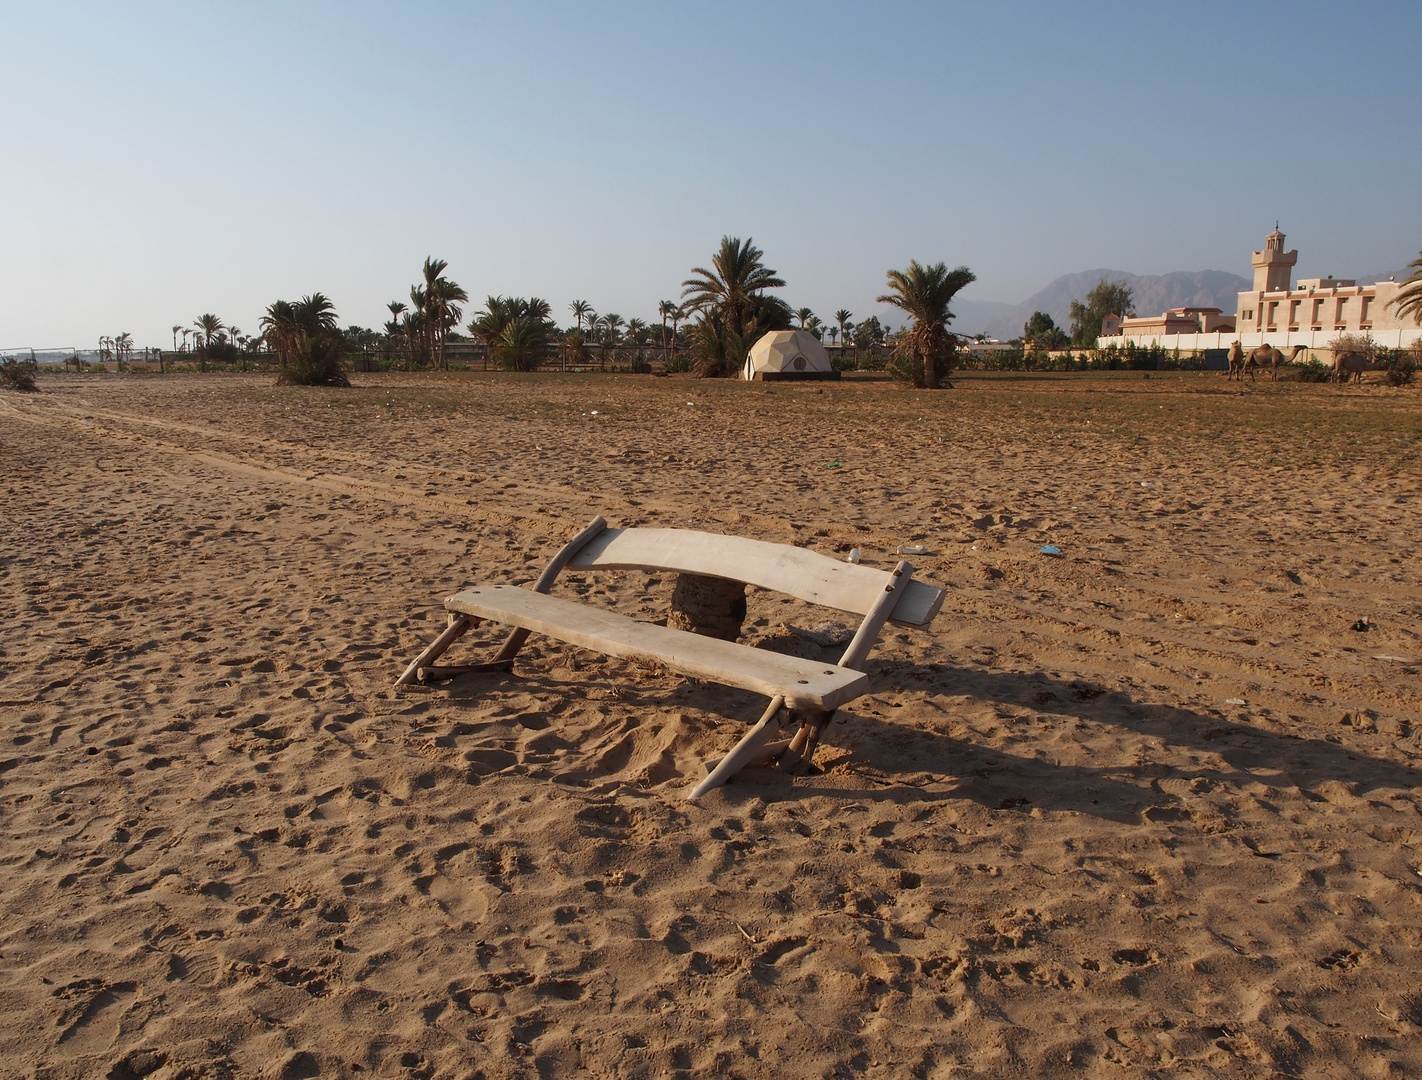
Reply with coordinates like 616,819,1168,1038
1289,300,1301,326
1360,296,1372,322
1267,301,1278,326
1312,298,1324,325
1335,299,1347,325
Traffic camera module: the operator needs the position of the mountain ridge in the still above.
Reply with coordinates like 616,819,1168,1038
954,269,1250,341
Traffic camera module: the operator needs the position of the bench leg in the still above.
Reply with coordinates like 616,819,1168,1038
490,626,532,664
778,708,834,773
415,660,515,683
395,615,476,686
688,695,785,800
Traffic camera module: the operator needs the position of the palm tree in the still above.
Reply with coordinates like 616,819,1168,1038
470,296,554,371
834,309,853,348
570,299,593,333
876,261,976,389
1391,251,1422,325
422,257,447,294
171,325,181,351
498,317,551,372
562,327,592,371
225,325,244,370
682,236,786,341
194,313,225,350
682,237,790,376
115,332,133,370
471,296,514,369
626,317,649,369
657,300,678,358
408,285,429,365
599,313,624,370
399,311,420,370
795,306,815,329
417,257,467,370
261,294,347,385
428,276,469,370
387,300,406,323
670,302,685,360
260,301,295,365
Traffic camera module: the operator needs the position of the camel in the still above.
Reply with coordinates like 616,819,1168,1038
1332,350,1374,385
1227,341,1246,380
1247,343,1307,381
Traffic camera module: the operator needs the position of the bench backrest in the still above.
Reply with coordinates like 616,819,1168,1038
567,528,944,628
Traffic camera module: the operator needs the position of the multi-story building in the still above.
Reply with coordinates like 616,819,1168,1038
1099,227,1418,354
1106,307,1235,338
1236,227,1410,335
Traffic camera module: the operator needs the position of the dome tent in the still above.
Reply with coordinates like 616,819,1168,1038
742,330,839,381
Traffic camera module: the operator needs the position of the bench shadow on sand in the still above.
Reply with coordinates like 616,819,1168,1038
423,655,1420,823
764,662,1422,821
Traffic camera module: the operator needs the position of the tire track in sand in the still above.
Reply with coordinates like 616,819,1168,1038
0,393,829,542
0,394,564,530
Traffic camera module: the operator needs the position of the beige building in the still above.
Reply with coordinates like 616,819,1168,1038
1098,227,1419,353
1109,306,1235,337
1236,227,1412,334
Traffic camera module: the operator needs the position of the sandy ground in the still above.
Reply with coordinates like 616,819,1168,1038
2,369,1420,1080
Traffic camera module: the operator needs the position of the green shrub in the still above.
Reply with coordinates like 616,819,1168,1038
277,333,350,387
1,357,38,392
195,339,240,368
265,294,350,386
1385,351,1416,387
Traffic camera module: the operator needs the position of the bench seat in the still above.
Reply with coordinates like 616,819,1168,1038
446,584,869,711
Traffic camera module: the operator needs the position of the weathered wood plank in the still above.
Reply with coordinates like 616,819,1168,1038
445,585,868,710
567,528,943,627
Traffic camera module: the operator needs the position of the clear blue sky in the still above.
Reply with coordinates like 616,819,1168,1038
3,0,1419,348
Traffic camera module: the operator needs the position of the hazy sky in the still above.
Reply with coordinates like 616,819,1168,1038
3,1,1419,348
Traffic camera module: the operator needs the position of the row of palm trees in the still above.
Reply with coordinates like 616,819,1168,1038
97,333,134,365
370,239,977,386
383,258,468,370
372,247,893,376
166,238,979,389
168,314,259,354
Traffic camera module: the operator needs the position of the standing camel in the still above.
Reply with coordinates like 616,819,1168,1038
1247,343,1307,381
1332,350,1374,385
1227,341,1245,380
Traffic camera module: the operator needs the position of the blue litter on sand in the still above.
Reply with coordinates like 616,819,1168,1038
1039,545,1062,555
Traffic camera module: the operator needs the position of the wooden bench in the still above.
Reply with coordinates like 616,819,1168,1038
396,517,945,798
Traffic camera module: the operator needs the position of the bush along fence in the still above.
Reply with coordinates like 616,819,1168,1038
12,337,1415,381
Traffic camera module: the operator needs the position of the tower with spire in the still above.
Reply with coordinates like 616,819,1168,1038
1251,224,1298,292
